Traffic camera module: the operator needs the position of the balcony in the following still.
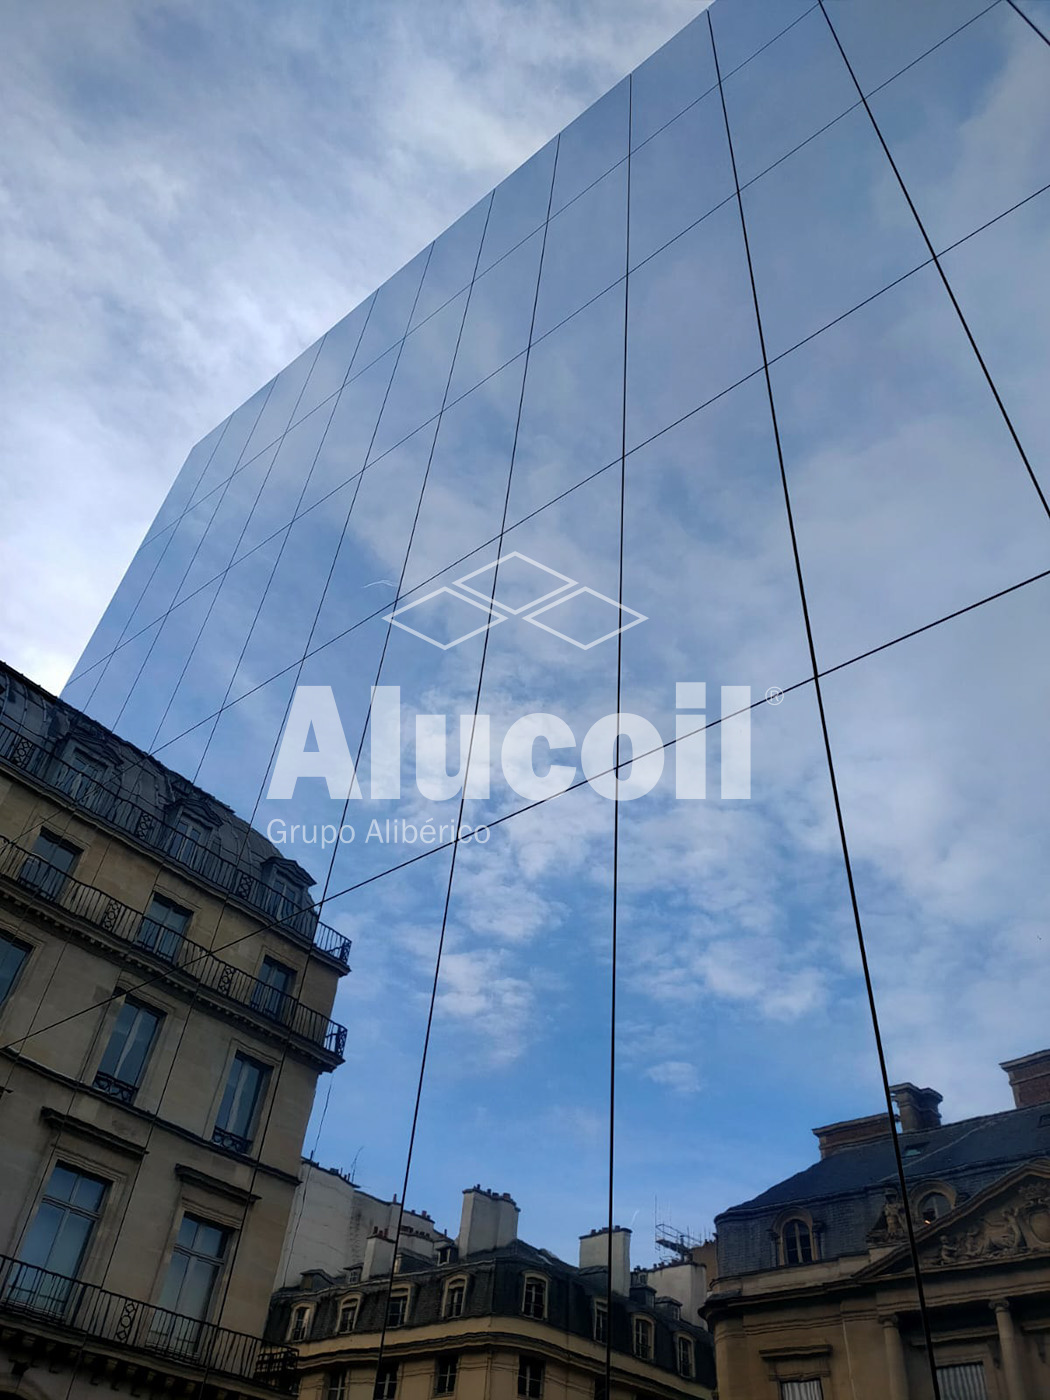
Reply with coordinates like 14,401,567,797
0,719,350,966
0,1253,298,1393
0,836,347,1062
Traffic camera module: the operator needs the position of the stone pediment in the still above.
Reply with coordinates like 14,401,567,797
861,1162,1050,1278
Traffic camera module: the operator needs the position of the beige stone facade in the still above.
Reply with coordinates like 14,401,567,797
269,1190,714,1400
705,1066,1050,1400
0,663,350,1400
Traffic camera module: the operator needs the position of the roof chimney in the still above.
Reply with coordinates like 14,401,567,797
362,1229,395,1280
812,1112,894,1159
1000,1049,1050,1109
891,1084,942,1134
457,1187,519,1257
578,1227,630,1296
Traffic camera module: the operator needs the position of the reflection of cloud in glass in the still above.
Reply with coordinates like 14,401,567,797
60,0,1050,1260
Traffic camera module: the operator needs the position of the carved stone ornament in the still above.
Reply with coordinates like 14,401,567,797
868,1191,908,1243
934,1189,1050,1266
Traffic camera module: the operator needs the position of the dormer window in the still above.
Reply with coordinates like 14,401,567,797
918,1191,952,1226
65,748,108,804
289,1304,312,1341
676,1336,694,1377
386,1288,410,1327
268,872,301,926
444,1278,466,1318
521,1275,547,1319
593,1299,607,1344
632,1316,653,1360
780,1217,815,1266
337,1295,359,1333
164,810,215,875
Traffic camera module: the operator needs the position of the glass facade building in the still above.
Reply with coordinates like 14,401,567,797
62,0,1050,1387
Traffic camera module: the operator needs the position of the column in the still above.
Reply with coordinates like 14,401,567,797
881,1315,909,1400
992,1299,1026,1400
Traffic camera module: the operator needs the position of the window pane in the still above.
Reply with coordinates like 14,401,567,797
98,1001,161,1087
0,934,29,1004
217,1053,269,1142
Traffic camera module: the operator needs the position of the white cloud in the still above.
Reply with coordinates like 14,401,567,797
0,0,700,692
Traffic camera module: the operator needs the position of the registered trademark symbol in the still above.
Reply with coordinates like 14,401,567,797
765,686,784,706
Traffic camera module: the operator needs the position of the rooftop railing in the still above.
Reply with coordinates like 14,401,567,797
0,836,347,1061
0,1253,298,1393
0,719,350,966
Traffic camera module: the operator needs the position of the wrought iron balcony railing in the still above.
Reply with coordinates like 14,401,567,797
0,1253,298,1392
0,836,347,1061
0,719,350,966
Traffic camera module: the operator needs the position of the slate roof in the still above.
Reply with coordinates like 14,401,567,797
719,1100,1050,1217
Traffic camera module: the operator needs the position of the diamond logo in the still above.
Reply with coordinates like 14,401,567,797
385,587,506,650
454,551,575,614
386,554,646,650
524,586,647,650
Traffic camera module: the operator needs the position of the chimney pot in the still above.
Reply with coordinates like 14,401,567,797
890,1084,943,1133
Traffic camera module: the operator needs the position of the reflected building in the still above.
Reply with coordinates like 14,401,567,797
268,1187,714,1400
53,0,1050,1394
705,1059,1050,1400
0,660,348,1400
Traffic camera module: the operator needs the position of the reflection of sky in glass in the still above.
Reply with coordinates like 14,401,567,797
63,0,1050,1272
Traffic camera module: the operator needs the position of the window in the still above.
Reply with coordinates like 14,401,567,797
12,1164,108,1314
346,1265,363,1283
781,1218,814,1266
152,1215,230,1354
290,1304,311,1341
267,873,301,925
593,1300,608,1344
213,1052,270,1153
326,1370,348,1400
374,1363,398,1400
936,1364,989,1400
19,830,81,901
138,894,191,964
437,1245,457,1265
0,931,30,1006
521,1275,546,1319
517,1359,543,1400
444,1279,465,1318
251,956,295,1021
386,1289,409,1327
94,998,162,1103
918,1191,952,1226
677,1336,693,1378
166,814,208,867
337,1296,359,1333
64,749,107,803
633,1317,653,1361
435,1356,458,1396
780,1384,823,1400
593,1380,607,1400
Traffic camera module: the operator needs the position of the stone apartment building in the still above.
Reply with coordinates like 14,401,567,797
268,1186,715,1400
704,1058,1050,1400
277,1162,451,1291
0,662,351,1400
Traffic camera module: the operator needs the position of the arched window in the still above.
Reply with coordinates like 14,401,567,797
632,1316,654,1360
781,1218,814,1266
521,1274,547,1319
386,1287,410,1327
337,1295,359,1333
918,1191,952,1226
444,1275,468,1318
289,1304,312,1341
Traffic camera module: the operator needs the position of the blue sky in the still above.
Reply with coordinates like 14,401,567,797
6,0,1050,1266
